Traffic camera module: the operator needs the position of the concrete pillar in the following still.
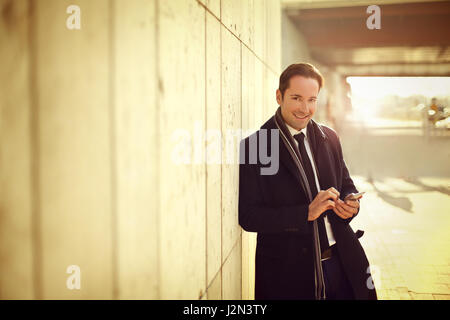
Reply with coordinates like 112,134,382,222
158,0,206,299
113,0,158,299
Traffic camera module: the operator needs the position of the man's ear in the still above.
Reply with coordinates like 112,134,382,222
276,89,282,105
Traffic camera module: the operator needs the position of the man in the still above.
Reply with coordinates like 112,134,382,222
238,63,377,300
430,97,439,113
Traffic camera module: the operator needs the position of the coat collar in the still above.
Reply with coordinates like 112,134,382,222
260,110,328,190
285,121,308,139
260,111,328,147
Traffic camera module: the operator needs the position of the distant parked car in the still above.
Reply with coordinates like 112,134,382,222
435,113,450,130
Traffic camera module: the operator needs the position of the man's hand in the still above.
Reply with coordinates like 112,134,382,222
308,187,340,221
333,193,361,219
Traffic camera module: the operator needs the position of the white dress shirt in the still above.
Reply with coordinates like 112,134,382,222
285,122,336,246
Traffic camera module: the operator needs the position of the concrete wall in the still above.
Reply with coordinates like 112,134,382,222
0,0,281,299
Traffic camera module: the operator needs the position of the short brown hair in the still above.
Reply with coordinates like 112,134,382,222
278,63,324,99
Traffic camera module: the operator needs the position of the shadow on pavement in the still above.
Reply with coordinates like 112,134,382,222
366,174,414,213
401,176,450,197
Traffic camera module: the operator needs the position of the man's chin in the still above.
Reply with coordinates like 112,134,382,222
292,117,310,129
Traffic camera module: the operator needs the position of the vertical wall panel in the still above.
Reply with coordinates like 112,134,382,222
0,0,34,299
222,0,255,51
241,0,255,51
241,46,254,135
158,0,206,299
246,56,264,301
207,270,222,299
266,0,281,74
240,45,253,300
265,69,279,118
221,24,241,264
254,58,266,129
221,0,242,39
253,0,266,61
222,241,242,299
206,13,222,291
114,0,158,299
204,0,221,19
36,0,112,299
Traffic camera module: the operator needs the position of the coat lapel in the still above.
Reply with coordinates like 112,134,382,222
261,116,333,195
307,120,341,225
261,116,304,189
278,133,305,187
307,120,335,191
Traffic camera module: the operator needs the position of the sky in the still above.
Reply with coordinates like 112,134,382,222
347,77,450,99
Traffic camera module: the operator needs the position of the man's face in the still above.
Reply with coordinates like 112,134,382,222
276,75,319,131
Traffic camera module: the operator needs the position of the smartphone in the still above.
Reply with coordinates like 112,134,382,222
345,192,365,200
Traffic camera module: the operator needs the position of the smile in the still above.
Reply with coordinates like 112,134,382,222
294,113,309,120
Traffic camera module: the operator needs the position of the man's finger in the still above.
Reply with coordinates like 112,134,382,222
333,205,351,219
325,199,335,210
338,200,356,217
327,187,340,198
334,202,352,218
344,199,360,208
319,189,338,202
340,201,358,214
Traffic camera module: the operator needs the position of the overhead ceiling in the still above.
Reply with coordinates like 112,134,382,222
283,0,450,76
282,0,446,9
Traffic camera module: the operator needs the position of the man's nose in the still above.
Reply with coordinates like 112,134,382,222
296,100,309,112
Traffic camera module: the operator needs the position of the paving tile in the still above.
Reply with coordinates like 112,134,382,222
433,294,450,300
396,287,413,300
409,292,435,300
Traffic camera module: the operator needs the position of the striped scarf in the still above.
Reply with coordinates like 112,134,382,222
274,107,326,300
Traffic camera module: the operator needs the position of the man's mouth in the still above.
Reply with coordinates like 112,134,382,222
294,113,309,120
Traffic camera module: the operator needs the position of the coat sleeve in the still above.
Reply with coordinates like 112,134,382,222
238,139,310,234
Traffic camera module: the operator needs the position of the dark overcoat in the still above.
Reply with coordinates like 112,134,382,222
238,115,377,300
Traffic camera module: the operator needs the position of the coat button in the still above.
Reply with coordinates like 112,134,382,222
302,247,308,254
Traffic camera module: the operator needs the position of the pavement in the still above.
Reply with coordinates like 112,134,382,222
339,114,450,300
